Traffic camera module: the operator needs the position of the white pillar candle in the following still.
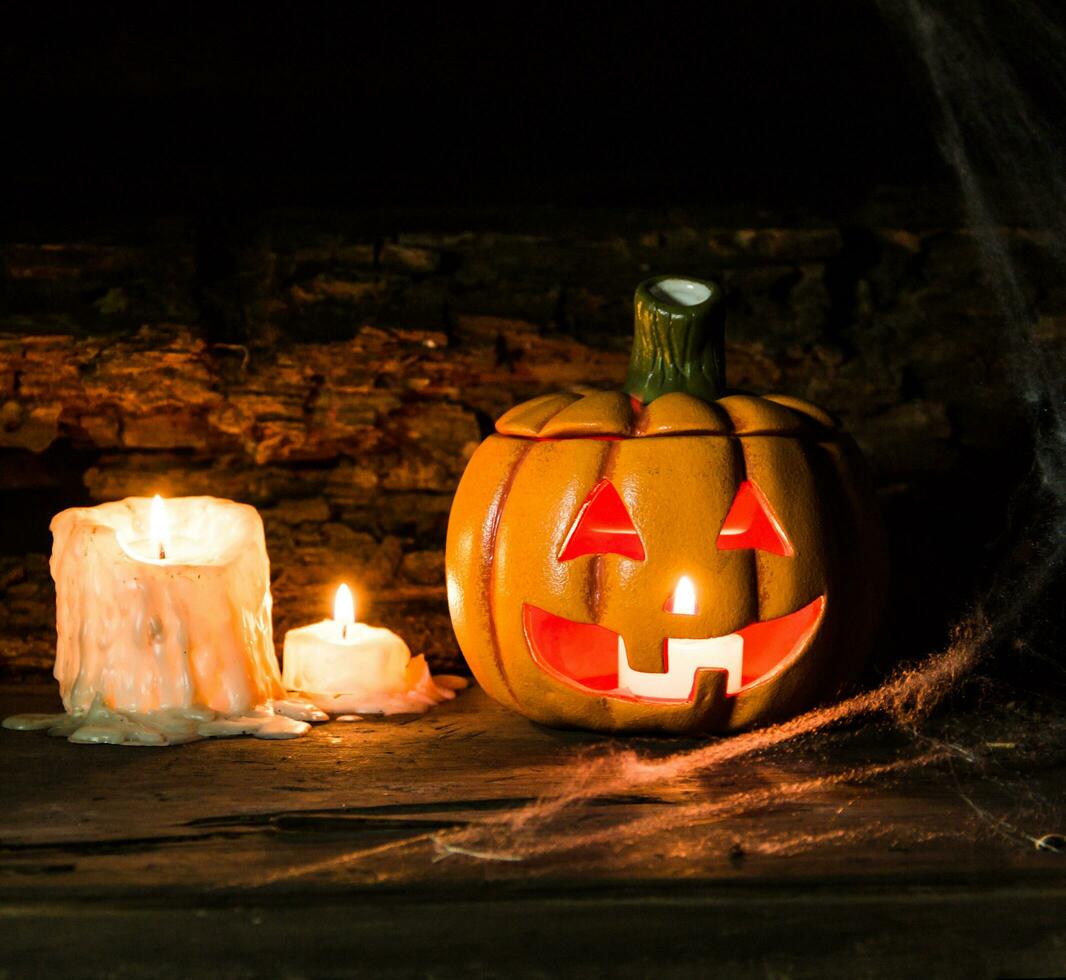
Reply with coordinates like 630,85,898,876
4,495,326,745
54,494,281,714
282,584,466,715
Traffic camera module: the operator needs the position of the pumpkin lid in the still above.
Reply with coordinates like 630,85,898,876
495,389,838,438
496,275,839,439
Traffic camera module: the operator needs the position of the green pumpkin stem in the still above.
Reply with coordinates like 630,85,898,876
623,276,726,405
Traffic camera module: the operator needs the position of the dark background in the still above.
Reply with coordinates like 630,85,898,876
4,1,950,220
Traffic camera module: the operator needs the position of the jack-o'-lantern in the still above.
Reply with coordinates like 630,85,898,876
446,276,887,734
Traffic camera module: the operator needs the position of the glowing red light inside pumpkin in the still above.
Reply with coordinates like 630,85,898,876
522,595,825,701
715,480,794,557
558,479,646,562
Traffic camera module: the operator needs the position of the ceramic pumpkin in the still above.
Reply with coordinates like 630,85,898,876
446,276,887,734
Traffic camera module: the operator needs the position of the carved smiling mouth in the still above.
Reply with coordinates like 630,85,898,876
523,596,826,702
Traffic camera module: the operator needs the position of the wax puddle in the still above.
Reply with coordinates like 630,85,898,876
289,658,469,717
3,670,471,746
3,694,329,746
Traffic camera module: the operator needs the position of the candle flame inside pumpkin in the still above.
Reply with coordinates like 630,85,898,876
334,583,356,640
150,494,170,561
669,575,698,616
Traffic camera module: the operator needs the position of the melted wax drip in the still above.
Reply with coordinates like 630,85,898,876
3,695,328,746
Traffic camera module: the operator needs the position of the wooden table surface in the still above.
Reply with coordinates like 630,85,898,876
2,682,1065,979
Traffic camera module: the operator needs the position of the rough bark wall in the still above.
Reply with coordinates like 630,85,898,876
1,205,1060,678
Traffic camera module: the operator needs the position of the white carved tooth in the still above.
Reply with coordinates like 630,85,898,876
618,634,744,699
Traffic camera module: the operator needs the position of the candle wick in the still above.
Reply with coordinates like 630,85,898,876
342,622,348,641
158,542,166,561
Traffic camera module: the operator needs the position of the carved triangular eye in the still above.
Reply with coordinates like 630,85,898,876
716,480,794,557
559,480,646,562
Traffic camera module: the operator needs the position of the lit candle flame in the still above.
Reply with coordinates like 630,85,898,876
150,494,170,561
672,575,697,615
334,583,356,640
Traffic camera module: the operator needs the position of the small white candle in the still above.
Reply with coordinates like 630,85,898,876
618,635,744,697
282,584,466,714
283,585,411,697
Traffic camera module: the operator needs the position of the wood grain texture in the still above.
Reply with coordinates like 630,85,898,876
2,683,1065,977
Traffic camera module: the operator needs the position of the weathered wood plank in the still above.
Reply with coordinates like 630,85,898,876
3,683,1066,976
3,887,1066,979
2,684,1065,892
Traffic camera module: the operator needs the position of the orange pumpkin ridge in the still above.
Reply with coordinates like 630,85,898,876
481,440,534,710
